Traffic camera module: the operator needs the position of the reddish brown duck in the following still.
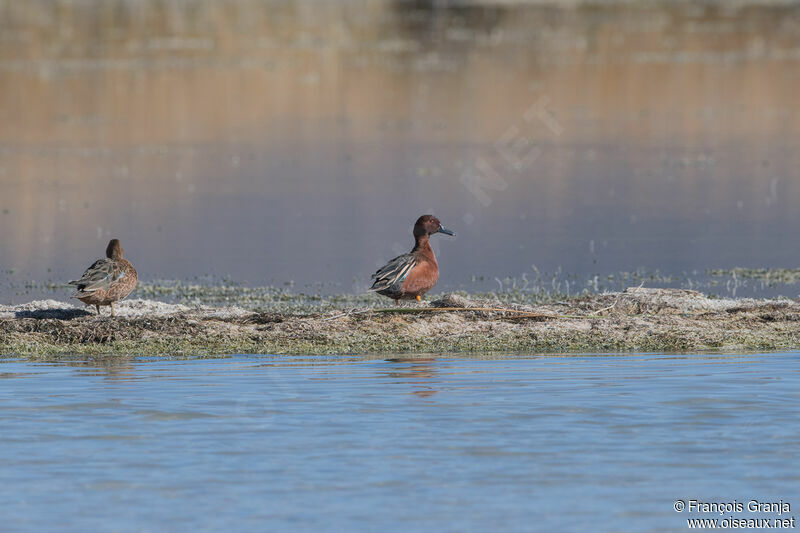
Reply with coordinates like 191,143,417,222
370,215,455,305
68,239,138,317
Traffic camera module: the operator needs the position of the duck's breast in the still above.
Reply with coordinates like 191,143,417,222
401,258,439,296
108,260,138,301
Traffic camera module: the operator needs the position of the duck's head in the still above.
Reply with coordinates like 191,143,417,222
413,215,455,239
106,239,124,260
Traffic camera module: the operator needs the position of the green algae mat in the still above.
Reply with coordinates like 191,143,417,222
1,288,798,357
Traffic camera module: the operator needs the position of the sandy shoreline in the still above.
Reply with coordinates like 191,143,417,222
1,288,798,357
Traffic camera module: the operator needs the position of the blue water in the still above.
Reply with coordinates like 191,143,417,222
1,354,799,532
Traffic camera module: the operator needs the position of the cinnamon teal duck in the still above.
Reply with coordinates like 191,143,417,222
68,239,138,317
370,215,454,305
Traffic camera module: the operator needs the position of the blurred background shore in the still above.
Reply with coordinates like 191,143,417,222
2,0,799,300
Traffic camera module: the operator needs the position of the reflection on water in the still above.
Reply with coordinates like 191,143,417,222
1,353,799,531
385,357,439,396
1,1,800,297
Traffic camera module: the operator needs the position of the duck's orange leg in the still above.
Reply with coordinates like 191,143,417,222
415,295,421,302
394,299,399,306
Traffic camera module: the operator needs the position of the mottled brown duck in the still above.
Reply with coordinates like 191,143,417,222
68,239,138,317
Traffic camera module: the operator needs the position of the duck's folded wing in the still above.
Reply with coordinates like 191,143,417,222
370,253,417,292
68,259,125,294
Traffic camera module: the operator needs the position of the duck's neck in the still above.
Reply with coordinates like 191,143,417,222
412,235,437,263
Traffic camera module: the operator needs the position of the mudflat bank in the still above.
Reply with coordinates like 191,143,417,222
1,288,798,357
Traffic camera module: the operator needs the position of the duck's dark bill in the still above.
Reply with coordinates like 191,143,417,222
437,226,455,236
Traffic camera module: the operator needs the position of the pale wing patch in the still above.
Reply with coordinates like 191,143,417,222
370,254,417,292
68,259,123,295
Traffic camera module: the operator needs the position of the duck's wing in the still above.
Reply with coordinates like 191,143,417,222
370,253,417,292
68,259,126,295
